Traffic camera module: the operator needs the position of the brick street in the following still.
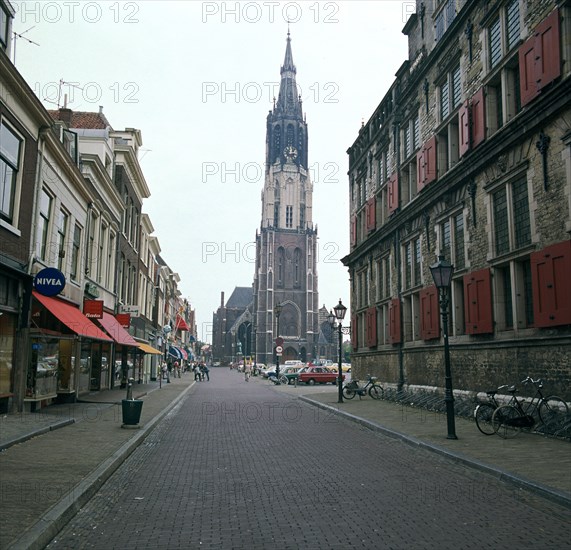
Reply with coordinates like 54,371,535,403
46,369,570,549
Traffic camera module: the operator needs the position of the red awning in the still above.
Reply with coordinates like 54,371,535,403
175,314,190,332
97,312,139,346
33,291,113,342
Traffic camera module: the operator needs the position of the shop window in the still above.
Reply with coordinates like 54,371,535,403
0,313,15,393
0,120,22,226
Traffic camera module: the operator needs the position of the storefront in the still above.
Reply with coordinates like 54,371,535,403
28,291,113,409
137,341,163,382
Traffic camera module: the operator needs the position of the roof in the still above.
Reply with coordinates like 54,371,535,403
48,109,113,130
226,287,253,309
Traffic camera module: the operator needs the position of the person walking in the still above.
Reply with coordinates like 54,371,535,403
201,363,210,381
244,362,252,382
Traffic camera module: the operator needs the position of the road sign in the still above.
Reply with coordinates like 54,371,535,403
276,345,283,353
276,337,284,346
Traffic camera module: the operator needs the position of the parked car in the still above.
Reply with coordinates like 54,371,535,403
278,365,304,385
297,366,345,385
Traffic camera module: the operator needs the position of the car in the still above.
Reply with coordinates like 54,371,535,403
278,365,304,385
297,366,345,385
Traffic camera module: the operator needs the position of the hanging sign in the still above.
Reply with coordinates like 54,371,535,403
34,267,66,297
83,300,104,319
116,313,131,328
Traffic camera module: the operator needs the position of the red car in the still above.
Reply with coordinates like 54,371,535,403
297,366,345,385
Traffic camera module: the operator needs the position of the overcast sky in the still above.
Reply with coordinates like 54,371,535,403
11,0,411,343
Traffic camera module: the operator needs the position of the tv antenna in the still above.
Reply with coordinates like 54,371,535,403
12,26,40,65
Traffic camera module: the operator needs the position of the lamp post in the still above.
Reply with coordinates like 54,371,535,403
429,255,457,440
274,302,282,381
328,299,347,404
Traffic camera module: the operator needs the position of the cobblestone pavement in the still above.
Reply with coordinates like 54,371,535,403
44,369,570,550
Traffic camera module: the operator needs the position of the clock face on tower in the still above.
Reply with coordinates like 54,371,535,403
284,146,298,160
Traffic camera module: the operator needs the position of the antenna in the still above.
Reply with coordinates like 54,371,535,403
12,26,40,65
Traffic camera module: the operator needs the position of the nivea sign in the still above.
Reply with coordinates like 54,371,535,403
34,267,66,296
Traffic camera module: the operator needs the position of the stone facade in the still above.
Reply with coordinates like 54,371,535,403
344,0,571,400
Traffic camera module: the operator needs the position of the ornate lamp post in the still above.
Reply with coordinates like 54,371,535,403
328,299,347,404
429,256,457,440
274,302,282,381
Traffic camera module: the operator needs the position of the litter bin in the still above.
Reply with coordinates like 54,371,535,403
121,399,143,428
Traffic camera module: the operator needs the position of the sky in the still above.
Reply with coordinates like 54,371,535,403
10,0,411,343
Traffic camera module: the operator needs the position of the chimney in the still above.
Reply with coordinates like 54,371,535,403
221,291,225,308
58,107,73,127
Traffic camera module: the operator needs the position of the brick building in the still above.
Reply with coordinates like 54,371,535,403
344,0,571,400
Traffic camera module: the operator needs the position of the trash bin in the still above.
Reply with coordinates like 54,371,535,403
122,399,143,427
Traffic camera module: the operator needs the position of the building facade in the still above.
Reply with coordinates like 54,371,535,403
344,0,571,400
253,33,319,365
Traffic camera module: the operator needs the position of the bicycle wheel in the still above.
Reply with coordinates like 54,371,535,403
492,405,521,438
538,396,569,431
368,385,384,400
279,375,289,385
343,386,356,400
474,403,496,435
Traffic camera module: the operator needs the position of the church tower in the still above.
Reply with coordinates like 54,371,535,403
253,32,319,364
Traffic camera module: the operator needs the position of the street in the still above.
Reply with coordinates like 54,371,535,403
46,369,571,549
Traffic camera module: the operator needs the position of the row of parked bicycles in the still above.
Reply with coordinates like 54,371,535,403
474,376,569,438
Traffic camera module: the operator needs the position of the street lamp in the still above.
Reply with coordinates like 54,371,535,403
329,299,347,404
274,302,282,381
429,255,457,440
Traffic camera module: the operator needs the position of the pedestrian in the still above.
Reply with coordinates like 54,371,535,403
161,361,168,380
201,363,210,381
244,362,252,382
193,363,201,381
173,360,180,378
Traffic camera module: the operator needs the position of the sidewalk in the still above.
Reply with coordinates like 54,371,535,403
1,373,570,549
0,375,194,550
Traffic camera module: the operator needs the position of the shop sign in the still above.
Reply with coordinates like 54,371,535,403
116,313,131,328
34,267,66,297
84,300,104,319
120,304,140,317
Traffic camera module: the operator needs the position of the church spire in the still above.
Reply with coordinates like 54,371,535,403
276,30,302,118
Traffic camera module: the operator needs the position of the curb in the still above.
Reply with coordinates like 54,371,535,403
299,395,571,510
0,419,76,452
7,382,195,550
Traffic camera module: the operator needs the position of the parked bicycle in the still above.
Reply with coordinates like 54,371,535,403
491,377,569,438
342,375,383,400
474,385,508,435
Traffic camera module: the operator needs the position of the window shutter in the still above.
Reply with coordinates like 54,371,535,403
531,240,571,327
389,298,402,344
350,215,356,247
366,197,376,233
420,286,440,340
388,172,399,214
366,307,377,347
463,268,493,334
416,147,426,191
424,136,437,185
535,9,561,91
458,100,470,157
351,314,358,350
471,88,486,147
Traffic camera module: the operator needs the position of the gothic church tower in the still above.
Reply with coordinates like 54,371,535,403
253,32,319,364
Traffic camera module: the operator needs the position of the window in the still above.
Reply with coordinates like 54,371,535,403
492,177,531,257
36,189,52,261
439,211,466,270
488,0,520,70
106,233,115,289
98,223,107,283
56,209,68,271
299,205,305,229
489,16,502,69
0,3,9,49
286,205,293,228
403,237,422,290
0,121,22,224
70,224,81,280
438,63,461,123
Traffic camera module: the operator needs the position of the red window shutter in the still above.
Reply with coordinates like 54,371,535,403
420,286,440,340
531,240,571,327
519,36,538,106
471,88,486,147
389,298,402,344
388,172,399,214
366,307,377,347
424,136,437,185
351,314,358,350
366,197,376,233
463,268,493,334
416,147,425,191
535,9,561,91
458,100,470,157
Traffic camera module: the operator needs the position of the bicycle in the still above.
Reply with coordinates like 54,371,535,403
492,377,569,438
473,385,508,435
342,375,383,400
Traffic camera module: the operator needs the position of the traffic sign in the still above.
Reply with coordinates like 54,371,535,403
276,337,284,346
276,345,283,353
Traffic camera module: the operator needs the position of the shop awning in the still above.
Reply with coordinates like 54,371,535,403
32,291,113,342
97,312,138,346
179,348,188,360
168,345,183,359
175,315,190,331
138,343,162,355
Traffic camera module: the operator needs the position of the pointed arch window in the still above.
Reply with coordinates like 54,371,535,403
294,248,302,287
277,247,285,287
274,126,281,160
287,125,294,147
